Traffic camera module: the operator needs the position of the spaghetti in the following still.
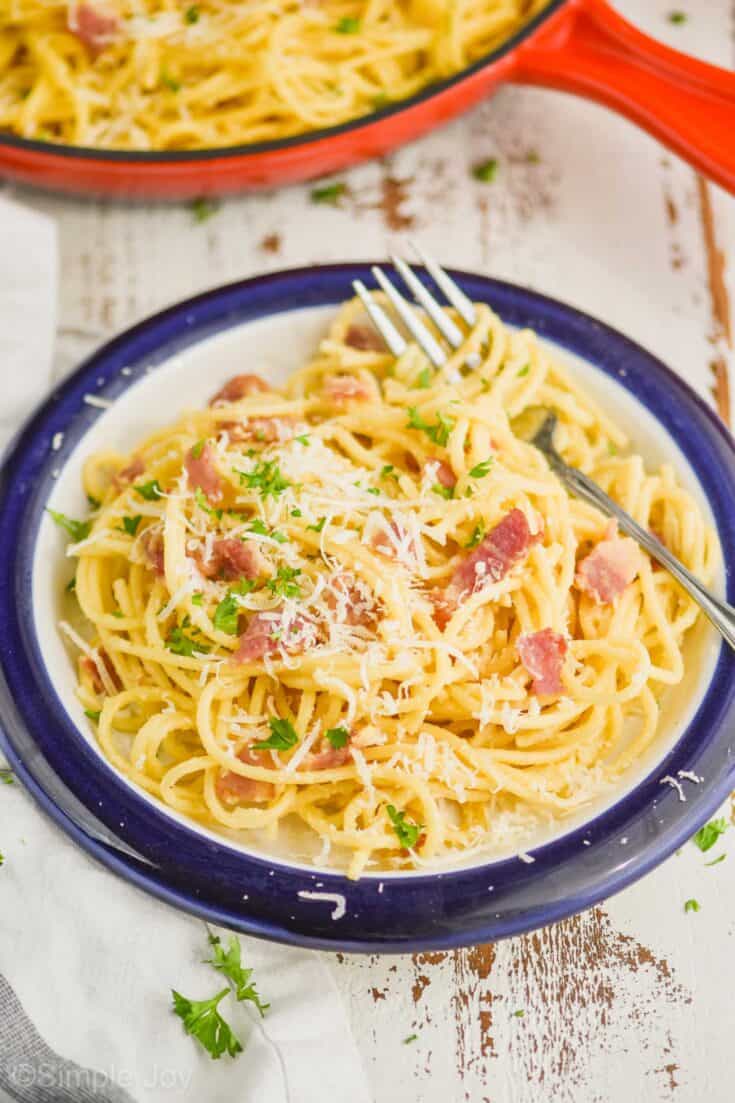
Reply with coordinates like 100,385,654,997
53,296,718,877
0,0,548,151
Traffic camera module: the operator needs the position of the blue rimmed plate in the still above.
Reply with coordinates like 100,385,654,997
0,265,734,952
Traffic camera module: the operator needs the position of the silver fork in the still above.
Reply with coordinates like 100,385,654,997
352,251,735,652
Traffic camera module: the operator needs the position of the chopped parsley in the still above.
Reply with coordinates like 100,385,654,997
693,817,728,852
191,197,220,224
465,523,485,549
403,1034,418,1045
310,181,346,205
252,716,299,752
191,438,206,460
295,434,311,446
366,487,381,496
468,458,493,479
472,158,499,183
84,709,101,722
380,465,396,480
0,769,14,785
668,10,687,23
134,479,163,501
171,988,242,1060
432,483,454,500
166,625,209,657
706,853,726,867
406,407,455,447
386,804,423,850
213,592,242,636
307,517,327,534
608,442,619,457
416,367,433,389
517,364,530,378
65,575,77,593
47,509,91,542
191,592,204,606
184,4,200,22
684,898,700,913
118,514,142,536
512,1009,525,1018
236,459,290,499
246,519,286,542
205,935,269,1017
266,565,302,599
160,69,181,92
336,16,360,33
325,726,349,750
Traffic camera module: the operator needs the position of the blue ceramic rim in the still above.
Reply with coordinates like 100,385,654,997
0,264,733,953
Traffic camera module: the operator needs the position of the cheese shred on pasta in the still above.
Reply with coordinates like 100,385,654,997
0,0,548,150
56,296,717,878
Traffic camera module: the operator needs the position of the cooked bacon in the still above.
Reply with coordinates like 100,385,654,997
325,572,375,627
431,460,456,490
306,743,353,770
221,416,294,444
185,441,222,503
233,611,311,663
344,324,384,352
215,747,274,805
141,528,164,576
517,629,568,696
371,519,417,561
195,538,267,581
428,587,457,631
576,527,640,604
80,650,122,695
113,454,144,490
323,373,375,405
67,2,120,54
209,374,271,406
451,509,540,595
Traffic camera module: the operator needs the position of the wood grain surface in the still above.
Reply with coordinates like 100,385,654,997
3,2,733,1099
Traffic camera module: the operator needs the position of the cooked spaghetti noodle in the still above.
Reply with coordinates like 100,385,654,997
53,296,717,877
0,0,548,150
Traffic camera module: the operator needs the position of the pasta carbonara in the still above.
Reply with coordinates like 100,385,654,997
53,295,717,877
1,0,547,150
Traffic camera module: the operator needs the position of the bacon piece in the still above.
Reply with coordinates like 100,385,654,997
344,324,385,352
576,528,640,604
209,374,271,406
215,747,274,805
430,460,456,490
80,650,122,695
141,528,164,576
195,538,267,581
451,509,540,595
371,519,417,562
233,611,312,663
221,416,294,444
306,744,353,770
517,629,568,696
325,572,375,627
323,373,375,405
68,2,120,54
428,587,457,631
113,454,144,490
185,441,222,503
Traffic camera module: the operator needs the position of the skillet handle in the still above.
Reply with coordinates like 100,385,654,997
511,0,735,195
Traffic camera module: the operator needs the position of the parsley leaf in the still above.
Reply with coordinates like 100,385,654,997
191,592,204,606
310,182,346,205
66,575,77,593
191,438,206,460
406,407,455,447
469,458,493,479
47,509,91,542
161,69,181,92
295,434,310,446
403,1034,418,1044
0,851,4,867
366,487,381,496
84,709,101,722
416,367,433,389
247,519,269,535
432,483,454,500
205,935,269,1016
191,198,220,224
472,158,499,183
668,10,687,23
325,726,349,749
194,487,223,520
386,804,423,850
134,479,164,501
171,988,242,1060
236,460,290,499
266,565,302,599
166,626,209,657
335,16,360,33
465,523,485,549
87,494,101,510
252,716,299,752
512,1009,525,1018
693,817,728,852
307,517,326,534
184,4,200,23
706,854,726,867
118,514,142,536
684,898,700,913
0,769,13,785
213,592,242,636
517,363,530,378
380,465,396,480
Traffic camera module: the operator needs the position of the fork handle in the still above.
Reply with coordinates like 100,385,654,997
553,461,735,652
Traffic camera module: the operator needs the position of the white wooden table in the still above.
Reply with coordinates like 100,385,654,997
5,2,734,1100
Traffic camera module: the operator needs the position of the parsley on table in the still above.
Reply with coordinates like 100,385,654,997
266,566,302,599
406,407,455,447
432,483,454,500
184,4,200,22
166,626,209,657
468,458,493,479
325,726,349,749
465,523,485,549
310,182,346,205
252,716,300,752
205,935,269,1016
512,1009,525,1018
191,198,220,223
684,898,700,913
171,988,242,1060
0,851,4,867
236,459,290,499
668,10,687,23
118,514,142,536
335,16,360,33
47,509,91,542
134,479,164,501
386,804,423,850
706,854,726,867
472,158,498,183
0,769,13,785
84,709,101,722
403,1034,418,1044
693,817,728,852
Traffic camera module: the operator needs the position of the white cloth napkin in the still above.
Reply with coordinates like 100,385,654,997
0,198,370,1103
